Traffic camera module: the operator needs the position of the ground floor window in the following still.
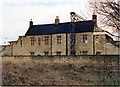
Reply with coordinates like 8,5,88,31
56,51,61,55
44,51,49,56
70,51,76,55
96,51,101,55
80,51,88,55
30,52,34,55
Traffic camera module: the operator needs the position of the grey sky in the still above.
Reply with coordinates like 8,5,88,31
0,0,91,45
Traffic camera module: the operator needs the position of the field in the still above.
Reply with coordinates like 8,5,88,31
1,56,120,86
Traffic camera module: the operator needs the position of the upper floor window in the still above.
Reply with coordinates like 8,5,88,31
20,39,22,46
30,37,35,45
82,34,87,43
38,38,41,45
57,36,62,44
45,36,49,45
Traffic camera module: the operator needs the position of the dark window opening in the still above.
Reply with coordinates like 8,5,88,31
82,34,87,43
44,51,49,56
70,51,76,55
57,36,62,44
30,52,34,55
80,51,88,55
20,39,22,46
56,51,61,55
96,52,101,55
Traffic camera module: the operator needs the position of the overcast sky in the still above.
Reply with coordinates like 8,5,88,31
0,0,93,45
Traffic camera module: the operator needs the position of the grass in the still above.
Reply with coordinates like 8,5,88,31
1,56,119,86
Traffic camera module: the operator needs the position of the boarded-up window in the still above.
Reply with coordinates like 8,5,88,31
45,36,49,45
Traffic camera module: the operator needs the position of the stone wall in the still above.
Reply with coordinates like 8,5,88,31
1,55,119,64
0,45,12,56
94,34,107,54
12,34,67,55
75,32,93,55
9,32,119,56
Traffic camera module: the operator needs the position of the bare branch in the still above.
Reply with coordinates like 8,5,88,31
89,0,120,31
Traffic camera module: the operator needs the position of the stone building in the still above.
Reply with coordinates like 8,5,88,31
1,14,119,56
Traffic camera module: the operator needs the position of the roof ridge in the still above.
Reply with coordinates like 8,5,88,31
33,20,93,26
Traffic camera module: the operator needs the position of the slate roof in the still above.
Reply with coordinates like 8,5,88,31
25,20,95,36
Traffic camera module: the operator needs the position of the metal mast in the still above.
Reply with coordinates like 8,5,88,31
70,12,86,55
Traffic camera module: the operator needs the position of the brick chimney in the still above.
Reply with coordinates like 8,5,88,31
55,16,60,24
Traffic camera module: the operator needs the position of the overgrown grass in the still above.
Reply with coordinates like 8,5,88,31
1,56,119,86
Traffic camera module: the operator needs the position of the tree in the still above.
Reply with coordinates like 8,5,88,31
89,0,120,36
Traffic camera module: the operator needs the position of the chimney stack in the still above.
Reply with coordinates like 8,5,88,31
55,16,60,24
29,19,33,28
92,12,97,26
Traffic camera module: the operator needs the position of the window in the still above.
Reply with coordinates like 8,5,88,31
80,51,88,55
30,52,34,55
57,36,62,44
96,52,101,55
38,38,41,45
82,34,87,43
70,51,76,55
82,51,88,55
30,37,35,45
20,39,22,46
44,36,49,45
44,51,49,56
96,35,99,38
96,35,99,42
56,51,61,55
